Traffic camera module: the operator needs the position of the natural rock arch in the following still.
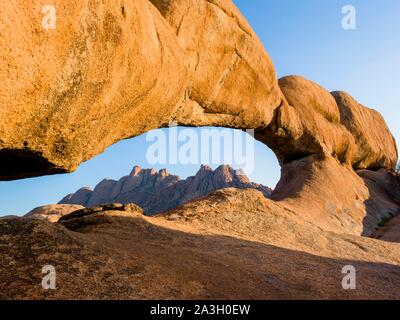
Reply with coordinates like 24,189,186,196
0,0,399,235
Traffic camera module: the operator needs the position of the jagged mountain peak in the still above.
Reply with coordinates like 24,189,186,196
59,165,272,215
158,168,169,177
198,164,213,172
130,165,142,176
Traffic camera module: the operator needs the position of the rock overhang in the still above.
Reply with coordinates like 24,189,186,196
0,0,398,181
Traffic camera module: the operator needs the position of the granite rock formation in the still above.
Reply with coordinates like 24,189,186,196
0,0,399,300
1,188,400,299
59,165,272,214
1,1,396,180
24,204,85,223
0,0,281,180
0,0,398,234
256,76,397,169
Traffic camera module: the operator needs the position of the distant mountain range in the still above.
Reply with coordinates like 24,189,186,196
59,165,273,215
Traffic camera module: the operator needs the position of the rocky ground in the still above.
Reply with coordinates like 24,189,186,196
1,188,399,300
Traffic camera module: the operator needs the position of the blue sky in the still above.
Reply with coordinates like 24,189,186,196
1,0,399,215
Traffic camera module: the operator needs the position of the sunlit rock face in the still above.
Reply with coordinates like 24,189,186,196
149,0,283,128
0,0,189,179
256,76,397,170
0,0,281,180
0,0,399,236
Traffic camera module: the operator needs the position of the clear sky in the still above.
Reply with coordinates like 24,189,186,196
1,0,399,215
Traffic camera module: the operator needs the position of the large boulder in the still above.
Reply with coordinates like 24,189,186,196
332,91,398,169
256,76,397,170
254,76,399,235
271,154,400,235
150,0,282,128
257,76,356,166
0,0,188,180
